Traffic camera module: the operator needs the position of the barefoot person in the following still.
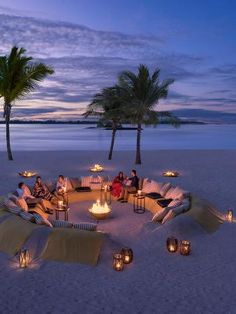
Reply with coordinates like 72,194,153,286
17,182,53,213
111,171,125,198
118,169,139,203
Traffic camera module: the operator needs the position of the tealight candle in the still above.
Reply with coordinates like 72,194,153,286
113,253,124,271
137,189,142,196
226,209,233,222
166,237,178,253
180,240,191,256
58,200,63,209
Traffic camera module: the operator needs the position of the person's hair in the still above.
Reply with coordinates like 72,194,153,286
18,182,24,189
118,171,124,178
58,175,64,180
132,169,136,175
36,176,41,180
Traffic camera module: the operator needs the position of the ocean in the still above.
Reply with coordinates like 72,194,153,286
0,124,235,151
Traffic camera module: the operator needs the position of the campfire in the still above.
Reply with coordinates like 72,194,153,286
88,200,111,220
162,171,179,177
90,164,103,172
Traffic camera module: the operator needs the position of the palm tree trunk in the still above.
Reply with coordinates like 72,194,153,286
135,123,142,164
5,104,13,161
108,127,116,160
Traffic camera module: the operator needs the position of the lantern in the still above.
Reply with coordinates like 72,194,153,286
113,253,124,271
19,249,30,268
166,237,178,253
58,200,63,209
137,189,142,196
180,240,191,256
121,247,133,264
226,209,233,222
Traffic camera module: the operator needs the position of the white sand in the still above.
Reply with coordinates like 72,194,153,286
0,150,236,314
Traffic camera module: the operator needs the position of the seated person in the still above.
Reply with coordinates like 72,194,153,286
32,176,56,202
17,182,53,214
111,171,125,198
118,169,139,203
55,175,69,204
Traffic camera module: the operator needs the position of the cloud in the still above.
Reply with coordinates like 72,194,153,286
0,10,235,119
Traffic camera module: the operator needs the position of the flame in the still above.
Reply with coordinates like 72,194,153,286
90,164,103,172
89,200,111,214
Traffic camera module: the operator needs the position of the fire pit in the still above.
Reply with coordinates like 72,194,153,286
88,200,111,220
90,164,103,172
162,171,179,177
19,171,37,178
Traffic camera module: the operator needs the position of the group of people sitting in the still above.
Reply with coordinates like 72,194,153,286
17,175,68,214
111,169,139,202
16,169,140,213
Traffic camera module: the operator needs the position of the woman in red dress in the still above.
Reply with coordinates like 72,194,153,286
111,172,125,198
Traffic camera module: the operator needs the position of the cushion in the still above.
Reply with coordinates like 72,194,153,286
45,179,56,193
162,210,176,224
75,187,92,192
167,199,182,209
157,198,173,208
172,198,190,215
33,213,53,228
160,183,172,197
90,183,102,190
145,192,162,199
66,178,74,192
171,186,190,200
90,176,103,184
52,220,73,228
142,180,161,194
20,211,35,222
24,185,32,196
70,177,81,189
3,197,22,215
165,187,177,199
73,222,97,231
15,198,29,212
152,208,169,223
81,176,92,187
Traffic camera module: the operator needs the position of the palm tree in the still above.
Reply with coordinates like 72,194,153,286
0,46,54,160
85,86,126,160
118,64,179,164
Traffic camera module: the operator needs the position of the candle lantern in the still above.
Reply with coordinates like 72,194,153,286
121,247,133,264
19,249,30,268
113,253,124,271
226,209,233,222
137,190,142,196
180,240,191,256
166,237,178,253
58,200,63,209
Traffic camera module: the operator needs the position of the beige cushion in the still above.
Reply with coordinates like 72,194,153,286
172,198,190,215
152,208,169,222
66,178,74,192
164,187,176,199
142,180,161,194
160,183,171,197
4,197,22,215
33,213,53,227
90,183,102,190
81,176,92,187
171,186,190,200
70,178,81,189
16,198,29,212
90,176,103,183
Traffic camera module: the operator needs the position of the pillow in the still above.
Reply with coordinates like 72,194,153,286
172,198,190,215
90,176,103,183
33,213,53,227
81,176,92,187
24,185,32,197
145,192,162,199
160,183,171,197
20,211,35,222
165,187,177,199
90,183,102,190
70,177,81,189
142,180,160,194
16,197,29,212
167,199,182,209
75,187,92,192
152,208,169,223
4,197,22,214
52,220,73,228
66,178,74,192
171,186,190,200
45,179,56,193
162,210,176,224
73,222,97,231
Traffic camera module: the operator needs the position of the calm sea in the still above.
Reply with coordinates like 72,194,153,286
0,124,235,151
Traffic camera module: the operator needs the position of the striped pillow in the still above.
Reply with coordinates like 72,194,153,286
33,213,53,228
52,220,73,228
81,176,92,187
16,197,29,212
160,183,172,197
20,211,35,222
73,222,97,231
91,176,103,183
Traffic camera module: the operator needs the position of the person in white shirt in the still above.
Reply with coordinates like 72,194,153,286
17,182,52,213
56,175,68,194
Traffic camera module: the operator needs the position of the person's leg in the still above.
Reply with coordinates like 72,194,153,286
123,187,136,202
118,186,126,200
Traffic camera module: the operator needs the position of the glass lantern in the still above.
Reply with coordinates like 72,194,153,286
121,247,133,264
113,253,124,271
166,237,178,253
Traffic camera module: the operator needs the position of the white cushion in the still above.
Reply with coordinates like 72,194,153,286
165,187,176,199
152,208,169,222
90,176,103,183
4,197,22,214
167,199,182,209
81,176,92,187
172,198,190,215
142,180,162,194
160,183,172,197
90,183,102,190
171,187,190,200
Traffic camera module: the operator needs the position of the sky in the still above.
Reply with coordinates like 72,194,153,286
0,0,235,120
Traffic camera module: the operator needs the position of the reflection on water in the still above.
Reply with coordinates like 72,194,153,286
0,124,235,151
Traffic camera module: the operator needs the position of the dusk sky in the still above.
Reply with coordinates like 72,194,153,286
0,0,235,120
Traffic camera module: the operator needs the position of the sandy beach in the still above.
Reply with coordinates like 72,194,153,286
0,150,236,313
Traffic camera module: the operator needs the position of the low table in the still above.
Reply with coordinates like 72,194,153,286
133,195,146,214
54,206,70,221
